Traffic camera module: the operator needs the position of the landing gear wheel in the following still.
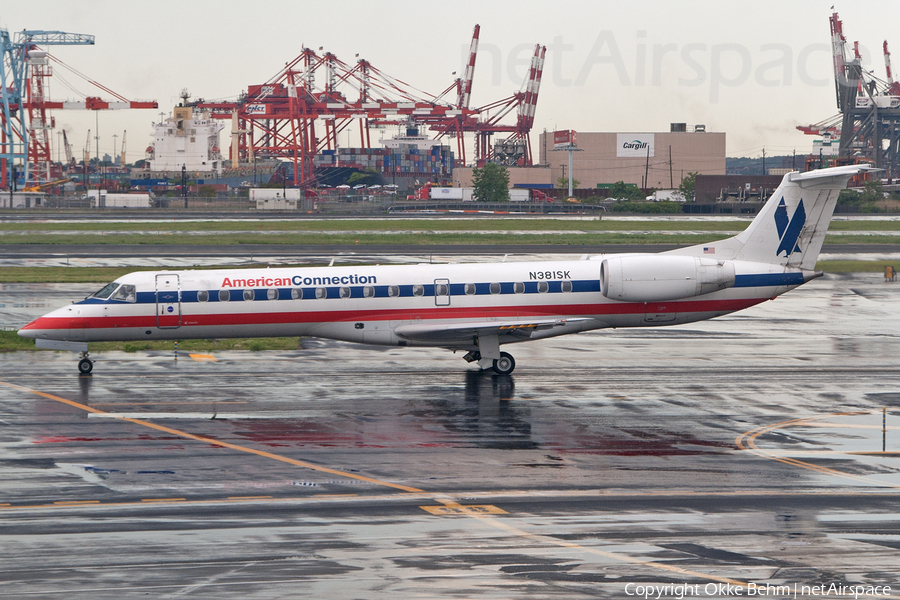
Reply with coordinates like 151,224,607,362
492,352,515,375
78,358,93,375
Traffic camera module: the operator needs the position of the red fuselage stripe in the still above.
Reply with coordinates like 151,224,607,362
21,298,766,331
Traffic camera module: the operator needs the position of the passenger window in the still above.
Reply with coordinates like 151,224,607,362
243,289,254,301
291,288,303,300
413,284,424,297
513,282,525,294
340,287,351,299
464,283,476,295
267,288,278,300
537,281,549,293
363,286,375,298
112,284,137,302
435,283,449,296
489,282,501,295
561,280,573,293
388,285,400,297
197,290,209,303
218,289,230,302
316,287,327,299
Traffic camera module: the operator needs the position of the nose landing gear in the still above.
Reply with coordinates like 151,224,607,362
78,351,93,375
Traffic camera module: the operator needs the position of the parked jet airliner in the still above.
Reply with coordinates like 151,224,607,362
19,164,872,375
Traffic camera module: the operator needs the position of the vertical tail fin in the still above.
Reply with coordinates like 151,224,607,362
672,164,876,269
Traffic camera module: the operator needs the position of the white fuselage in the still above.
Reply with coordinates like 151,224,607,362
19,256,800,351
19,164,872,374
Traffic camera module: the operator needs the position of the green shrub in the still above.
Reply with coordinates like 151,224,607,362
612,201,683,214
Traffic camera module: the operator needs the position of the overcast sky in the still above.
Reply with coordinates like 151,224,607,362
4,0,899,162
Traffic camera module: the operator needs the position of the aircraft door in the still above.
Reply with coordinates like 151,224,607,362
156,274,181,329
434,278,451,306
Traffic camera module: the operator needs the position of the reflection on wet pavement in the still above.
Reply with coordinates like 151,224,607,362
0,272,898,598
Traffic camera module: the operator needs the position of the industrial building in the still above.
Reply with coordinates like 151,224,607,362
694,175,784,204
452,165,552,189
537,126,725,191
0,191,47,208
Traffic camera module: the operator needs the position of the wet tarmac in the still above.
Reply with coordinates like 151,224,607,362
1,273,900,598
2,243,900,270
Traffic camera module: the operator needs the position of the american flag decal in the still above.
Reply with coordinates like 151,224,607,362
703,247,715,254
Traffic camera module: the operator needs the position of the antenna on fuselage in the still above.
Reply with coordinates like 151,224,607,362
328,258,335,267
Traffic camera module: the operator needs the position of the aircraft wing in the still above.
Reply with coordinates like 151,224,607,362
393,317,599,343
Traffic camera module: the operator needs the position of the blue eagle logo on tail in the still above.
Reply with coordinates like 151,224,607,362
774,198,805,257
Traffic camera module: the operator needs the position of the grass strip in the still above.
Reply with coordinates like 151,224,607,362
0,218,742,233
4,232,900,246
1,218,898,232
0,331,301,353
813,260,898,273
0,232,726,245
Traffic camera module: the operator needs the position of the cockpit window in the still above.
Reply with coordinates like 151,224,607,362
92,282,120,299
111,284,137,303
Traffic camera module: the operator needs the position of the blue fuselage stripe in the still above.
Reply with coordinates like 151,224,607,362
733,273,804,287
82,273,802,306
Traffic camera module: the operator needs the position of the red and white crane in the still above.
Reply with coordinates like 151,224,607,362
456,24,480,111
196,25,545,185
884,41,900,96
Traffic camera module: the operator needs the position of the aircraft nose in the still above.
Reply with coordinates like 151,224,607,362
18,318,44,339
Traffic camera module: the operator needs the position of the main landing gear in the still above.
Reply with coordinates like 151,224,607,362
78,351,93,375
492,352,515,375
463,351,516,375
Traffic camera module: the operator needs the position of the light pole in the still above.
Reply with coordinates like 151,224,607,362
551,130,581,200
181,164,188,209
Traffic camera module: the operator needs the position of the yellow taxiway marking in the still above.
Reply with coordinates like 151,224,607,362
429,497,751,588
736,412,900,489
188,353,217,362
792,422,900,431
0,378,424,494
421,504,507,516
0,377,755,590
846,451,900,456
4,488,898,513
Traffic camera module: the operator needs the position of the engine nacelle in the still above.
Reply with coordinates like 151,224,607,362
600,255,736,302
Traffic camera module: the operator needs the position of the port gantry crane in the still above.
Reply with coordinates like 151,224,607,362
195,25,546,186
1,27,157,190
798,12,900,178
